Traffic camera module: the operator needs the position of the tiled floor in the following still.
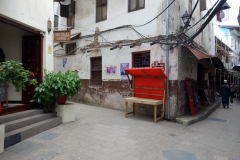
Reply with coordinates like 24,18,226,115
1,98,240,160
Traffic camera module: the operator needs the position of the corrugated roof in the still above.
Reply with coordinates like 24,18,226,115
188,47,216,59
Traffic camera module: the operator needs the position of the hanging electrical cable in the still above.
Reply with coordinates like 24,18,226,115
54,0,226,56
133,0,176,27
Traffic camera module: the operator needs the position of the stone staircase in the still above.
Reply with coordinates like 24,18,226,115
0,109,62,149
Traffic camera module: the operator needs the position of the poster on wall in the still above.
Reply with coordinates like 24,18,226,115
152,61,165,71
120,63,129,79
63,58,67,69
48,45,52,54
106,67,111,74
111,66,116,74
106,66,117,75
239,52,240,62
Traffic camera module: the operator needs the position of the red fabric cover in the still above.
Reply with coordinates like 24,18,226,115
124,68,167,102
125,68,167,78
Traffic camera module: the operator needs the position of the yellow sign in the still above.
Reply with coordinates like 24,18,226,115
48,45,52,54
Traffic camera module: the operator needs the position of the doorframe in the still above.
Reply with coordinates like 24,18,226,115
0,16,41,35
40,36,43,83
21,35,44,102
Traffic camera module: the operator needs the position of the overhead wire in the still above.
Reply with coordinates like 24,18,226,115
133,0,176,27
54,0,225,55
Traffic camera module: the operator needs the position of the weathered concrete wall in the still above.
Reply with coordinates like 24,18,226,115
177,46,198,117
54,0,203,118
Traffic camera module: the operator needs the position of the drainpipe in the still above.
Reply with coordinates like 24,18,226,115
166,0,170,120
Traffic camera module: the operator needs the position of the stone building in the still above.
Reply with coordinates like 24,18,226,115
53,0,224,119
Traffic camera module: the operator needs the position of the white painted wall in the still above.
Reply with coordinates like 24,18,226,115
0,0,54,72
55,43,179,80
56,0,188,37
0,22,33,101
53,0,195,81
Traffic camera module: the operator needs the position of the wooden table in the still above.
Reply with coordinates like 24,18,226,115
125,97,164,123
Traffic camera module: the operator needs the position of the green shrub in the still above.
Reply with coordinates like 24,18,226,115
0,60,38,93
31,69,81,113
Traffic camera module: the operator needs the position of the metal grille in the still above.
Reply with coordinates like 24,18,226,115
66,43,76,55
133,52,150,68
91,57,102,86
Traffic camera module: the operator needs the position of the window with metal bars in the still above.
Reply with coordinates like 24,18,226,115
132,51,150,68
91,57,102,86
128,0,145,12
66,43,76,55
96,0,107,23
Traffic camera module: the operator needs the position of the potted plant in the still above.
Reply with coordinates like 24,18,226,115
31,69,81,113
0,60,37,94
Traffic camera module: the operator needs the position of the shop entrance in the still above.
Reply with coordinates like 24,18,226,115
0,17,43,114
22,36,43,102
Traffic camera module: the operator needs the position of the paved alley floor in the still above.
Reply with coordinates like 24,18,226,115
1,99,240,160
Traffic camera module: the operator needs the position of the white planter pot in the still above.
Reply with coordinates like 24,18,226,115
56,102,75,123
0,124,4,154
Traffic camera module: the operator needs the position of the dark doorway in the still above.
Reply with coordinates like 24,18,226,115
22,36,43,103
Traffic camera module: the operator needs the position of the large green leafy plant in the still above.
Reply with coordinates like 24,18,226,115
31,70,81,113
0,61,38,93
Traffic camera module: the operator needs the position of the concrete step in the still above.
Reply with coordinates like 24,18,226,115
0,109,43,124
4,113,56,133
4,117,62,149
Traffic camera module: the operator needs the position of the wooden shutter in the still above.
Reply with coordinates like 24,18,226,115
129,0,137,11
54,15,59,30
102,5,107,20
96,7,102,22
188,0,192,13
96,0,107,22
139,0,145,9
200,0,206,11
70,0,75,15
102,0,107,5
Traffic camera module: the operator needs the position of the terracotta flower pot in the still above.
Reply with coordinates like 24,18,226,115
57,96,67,104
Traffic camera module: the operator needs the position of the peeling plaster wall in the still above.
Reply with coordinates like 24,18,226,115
177,46,198,117
54,0,199,118
55,43,181,117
